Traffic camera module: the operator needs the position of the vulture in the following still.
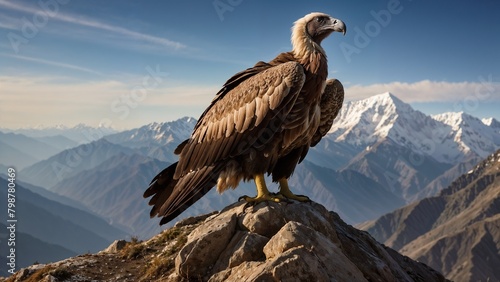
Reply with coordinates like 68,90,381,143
144,12,346,225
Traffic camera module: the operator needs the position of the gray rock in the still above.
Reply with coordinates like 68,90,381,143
175,210,238,279
240,202,288,238
212,230,268,273
263,221,367,281
99,239,127,254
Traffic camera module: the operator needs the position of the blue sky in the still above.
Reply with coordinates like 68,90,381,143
1,0,499,129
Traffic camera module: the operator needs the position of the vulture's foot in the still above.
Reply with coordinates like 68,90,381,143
278,178,311,202
238,174,282,204
238,193,282,203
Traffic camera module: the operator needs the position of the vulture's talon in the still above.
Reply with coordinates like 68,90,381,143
278,178,310,202
239,194,282,204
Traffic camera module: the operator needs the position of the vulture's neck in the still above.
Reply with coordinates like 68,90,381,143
291,29,327,74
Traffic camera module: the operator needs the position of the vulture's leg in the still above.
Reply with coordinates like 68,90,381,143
278,178,310,202
239,174,282,203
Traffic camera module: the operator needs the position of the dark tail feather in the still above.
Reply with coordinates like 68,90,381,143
144,162,179,218
144,162,221,225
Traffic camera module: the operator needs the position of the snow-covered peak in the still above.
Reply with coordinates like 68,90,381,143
359,92,409,110
482,117,500,129
329,92,433,147
431,112,479,129
32,124,69,130
482,117,494,126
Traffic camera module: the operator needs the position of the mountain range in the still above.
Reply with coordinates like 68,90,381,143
310,93,500,202
2,92,499,279
358,148,500,282
9,94,500,232
326,93,499,164
0,124,118,170
0,123,117,143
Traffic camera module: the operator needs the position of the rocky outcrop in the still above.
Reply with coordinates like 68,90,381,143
173,201,447,281
2,201,448,282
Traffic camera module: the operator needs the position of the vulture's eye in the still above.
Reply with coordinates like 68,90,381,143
316,17,325,23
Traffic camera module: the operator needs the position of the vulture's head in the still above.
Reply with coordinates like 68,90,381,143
292,12,346,56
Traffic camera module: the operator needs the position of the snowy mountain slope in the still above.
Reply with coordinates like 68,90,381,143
104,117,195,148
104,117,196,163
433,112,500,158
482,117,500,130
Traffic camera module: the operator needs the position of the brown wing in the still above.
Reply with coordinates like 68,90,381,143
188,60,272,136
175,61,306,178
310,78,344,147
146,61,306,224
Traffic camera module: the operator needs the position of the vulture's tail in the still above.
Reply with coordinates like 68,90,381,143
144,162,221,225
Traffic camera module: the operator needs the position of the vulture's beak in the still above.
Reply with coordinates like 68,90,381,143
329,17,347,35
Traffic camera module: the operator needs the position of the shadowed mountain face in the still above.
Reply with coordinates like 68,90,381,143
0,177,126,274
19,139,136,189
289,161,406,224
49,153,169,238
359,149,500,282
0,132,71,169
341,138,452,201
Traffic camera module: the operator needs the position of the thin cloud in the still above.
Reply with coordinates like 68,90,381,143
346,80,500,103
0,13,20,30
143,85,221,106
0,53,101,75
0,74,218,129
0,0,186,50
